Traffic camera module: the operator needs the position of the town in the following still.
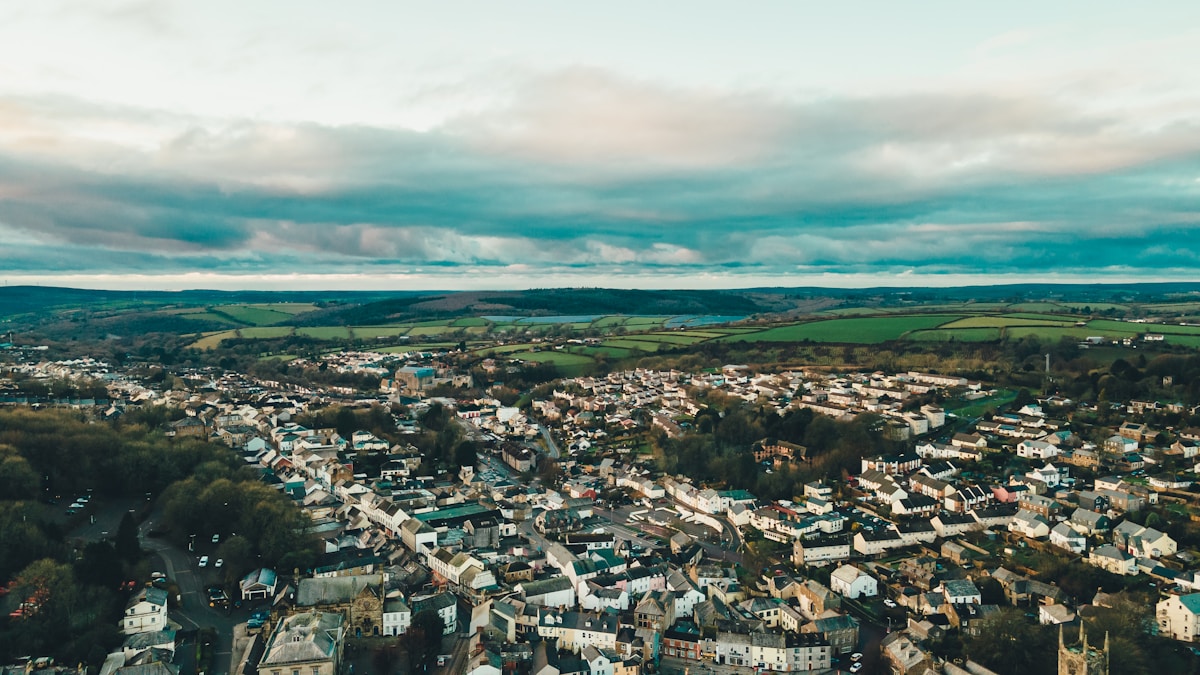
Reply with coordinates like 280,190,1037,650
3,340,1200,675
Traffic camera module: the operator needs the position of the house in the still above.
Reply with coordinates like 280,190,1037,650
122,587,169,635
793,536,851,567
518,576,577,608
382,596,411,637
411,592,458,635
1088,545,1136,576
241,568,279,601
258,611,345,675
829,565,878,600
1050,523,1087,554
1008,510,1051,539
801,614,859,654
942,579,981,605
1112,521,1177,559
1067,509,1110,536
1157,593,1200,642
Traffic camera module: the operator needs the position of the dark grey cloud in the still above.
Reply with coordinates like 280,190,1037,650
1,72,1199,284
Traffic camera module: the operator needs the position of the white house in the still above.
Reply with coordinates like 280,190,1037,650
1158,593,1200,643
829,565,878,600
121,587,169,635
382,596,411,636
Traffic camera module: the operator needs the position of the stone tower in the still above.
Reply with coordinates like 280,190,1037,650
1058,624,1109,675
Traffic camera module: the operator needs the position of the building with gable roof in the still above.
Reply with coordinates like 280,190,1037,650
258,610,345,675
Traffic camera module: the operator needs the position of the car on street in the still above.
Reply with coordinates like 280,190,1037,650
198,556,209,567
212,534,220,543
851,653,863,662
850,662,864,673
884,599,897,608
215,558,223,568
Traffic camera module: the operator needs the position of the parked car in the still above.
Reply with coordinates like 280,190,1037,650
215,559,224,568
198,556,209,567
212,534,220,544
851,653,863,662
850,663,864,673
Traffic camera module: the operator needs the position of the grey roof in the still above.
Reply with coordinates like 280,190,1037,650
295,574,379,607
260,611,344,665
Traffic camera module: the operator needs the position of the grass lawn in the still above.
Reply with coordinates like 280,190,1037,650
720,314,964,344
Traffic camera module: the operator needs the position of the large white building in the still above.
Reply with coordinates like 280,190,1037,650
829,565,878,600
122,587,169,635
1158,593,1200,642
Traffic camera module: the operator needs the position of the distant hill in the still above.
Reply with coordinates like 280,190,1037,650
4,282,1200,339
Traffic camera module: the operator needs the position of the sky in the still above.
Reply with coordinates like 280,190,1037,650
2,1,1200,291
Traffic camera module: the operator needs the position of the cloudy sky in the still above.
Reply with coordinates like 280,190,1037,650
2,1,1199,290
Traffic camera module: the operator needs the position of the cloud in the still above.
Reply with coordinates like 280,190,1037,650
0,69,1199,286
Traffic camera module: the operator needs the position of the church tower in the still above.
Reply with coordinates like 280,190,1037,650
1058,624,1109,675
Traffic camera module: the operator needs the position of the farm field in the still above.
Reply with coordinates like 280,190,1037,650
214,305,294,325
598,339,667,352
721,315,963,343
351,326,412,339
939,316,1073,329
906,328,1003,342
1085,319,1200,335
178,311,244,326
296,327,349,339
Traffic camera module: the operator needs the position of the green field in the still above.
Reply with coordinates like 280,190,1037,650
1000,313,1080,322
599,339,666,352
721,315,964,344
632,333,711,345
179,312,244,326
1058,302,1129,312
591,316,630,328
407,326,455,336
293,327,347,339
577,346,633,358
1164,335,1200,348
940,316,1073,329
818,307,892,316
1086,319,1200,335
351,326,412,339
451,317,489,327
1006,302,1069,312
508,350,595,376
1006,326,1124,341
624,316,670,326
907,328,1003,342
239,327,297,339
215,305,294,325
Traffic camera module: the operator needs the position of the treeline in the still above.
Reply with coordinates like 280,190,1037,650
0,408,240,501
652,402,902,500
0,409,318,663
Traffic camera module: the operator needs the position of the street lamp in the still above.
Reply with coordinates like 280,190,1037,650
189,534,196,552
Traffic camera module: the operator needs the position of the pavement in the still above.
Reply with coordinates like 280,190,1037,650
137,509,262,675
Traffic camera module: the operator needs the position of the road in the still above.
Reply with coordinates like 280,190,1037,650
536,424,561,459
138,511,257,675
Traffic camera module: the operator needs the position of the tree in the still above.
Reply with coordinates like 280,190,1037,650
115,511,141,563
453,441,477,469
406,609,445,671
964,608,1056,675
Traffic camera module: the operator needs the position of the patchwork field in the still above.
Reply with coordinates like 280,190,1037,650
720,315,964,343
